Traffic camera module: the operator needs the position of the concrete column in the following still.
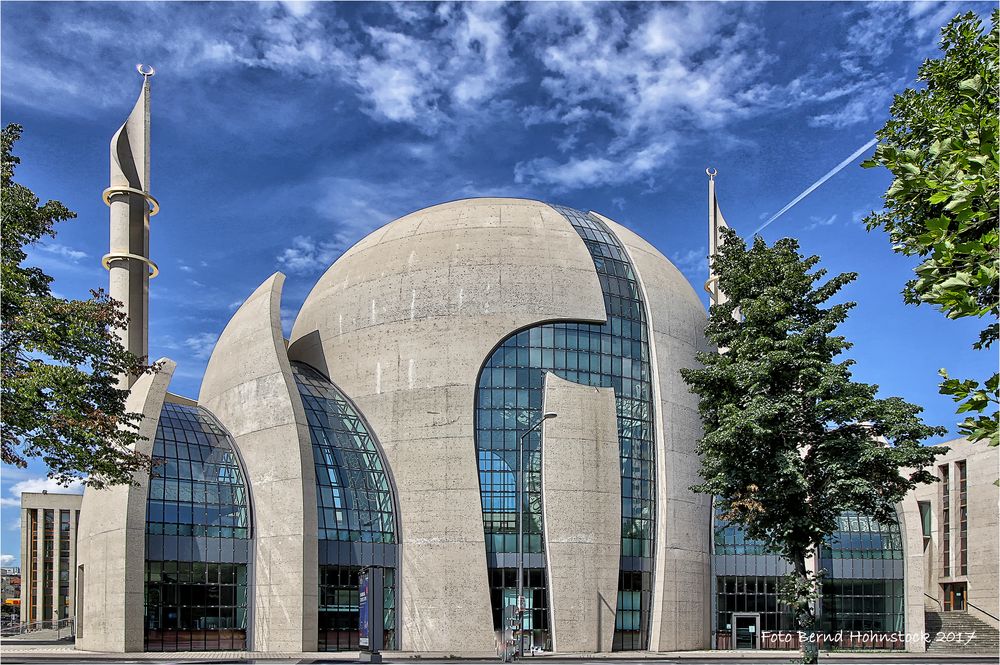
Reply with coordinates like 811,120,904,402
35,509,44,624
898,500,926,652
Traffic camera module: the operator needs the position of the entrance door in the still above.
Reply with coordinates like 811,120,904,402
943,583,967,611
732,614,759,650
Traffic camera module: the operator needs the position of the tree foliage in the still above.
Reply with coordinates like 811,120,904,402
682,229,944,662
863,10,999,446
1,123,155,488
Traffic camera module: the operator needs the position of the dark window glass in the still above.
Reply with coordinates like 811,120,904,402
144,403,251,652
318,566,396,652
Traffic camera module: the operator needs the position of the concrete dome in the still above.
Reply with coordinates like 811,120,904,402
287,197,710,652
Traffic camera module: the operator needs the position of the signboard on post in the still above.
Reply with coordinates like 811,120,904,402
358,566,384,662
359,569,370,648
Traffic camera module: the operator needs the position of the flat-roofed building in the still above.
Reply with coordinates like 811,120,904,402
19,492,82,627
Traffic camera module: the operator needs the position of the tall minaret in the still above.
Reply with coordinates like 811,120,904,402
102,65,159,388
704,167,730,308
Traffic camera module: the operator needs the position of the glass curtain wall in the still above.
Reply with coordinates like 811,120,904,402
144,403,251,651
291,362,398,652
712,503,794,649
475,204,656,651
819,511,905,650
714,504,905,650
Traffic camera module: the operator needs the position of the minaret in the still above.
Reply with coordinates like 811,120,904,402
704,167,730,307
102,65,159,388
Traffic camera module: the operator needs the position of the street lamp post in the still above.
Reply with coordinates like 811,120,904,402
516,411,557,657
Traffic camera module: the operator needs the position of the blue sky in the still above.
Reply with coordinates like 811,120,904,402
1,1,993,566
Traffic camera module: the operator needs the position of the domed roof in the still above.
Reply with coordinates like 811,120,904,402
290,198,699,349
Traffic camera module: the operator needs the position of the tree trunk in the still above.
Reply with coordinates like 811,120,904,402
794,554,819,664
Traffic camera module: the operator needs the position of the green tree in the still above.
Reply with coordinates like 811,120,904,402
681,229,944,663
1,123,155,488
863,10,999,446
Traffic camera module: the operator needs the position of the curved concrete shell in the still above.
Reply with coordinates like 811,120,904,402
289,198,708,651
76,359,175,652
199,273,319,651
541,373,619,652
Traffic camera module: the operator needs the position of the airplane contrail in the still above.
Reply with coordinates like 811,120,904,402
754,137,879,234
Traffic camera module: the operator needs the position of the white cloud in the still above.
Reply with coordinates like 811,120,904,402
0,554,14,566
183,332,219,361
805,213,838,231
276,235,346,275
351,3,516,132
36,242,87,261
0,477,84,508
516,139,676,191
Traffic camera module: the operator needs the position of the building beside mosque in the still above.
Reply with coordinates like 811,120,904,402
18,492,81,629
64,73,999,654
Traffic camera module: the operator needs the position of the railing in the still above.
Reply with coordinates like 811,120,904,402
0,617,74,639
968,601,999,623
924,592,942,609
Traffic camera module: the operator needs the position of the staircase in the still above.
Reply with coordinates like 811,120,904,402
925,610,1000,653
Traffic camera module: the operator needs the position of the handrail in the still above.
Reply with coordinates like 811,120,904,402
924,592,942,608
0,617,74,637
968,601,999,622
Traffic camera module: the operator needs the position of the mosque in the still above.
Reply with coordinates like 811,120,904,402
69,71,997,654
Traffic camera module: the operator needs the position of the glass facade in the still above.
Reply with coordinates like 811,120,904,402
475,204,655,651
144,403,251,652
714,504,905,650
291,362,398,651
317,566,397,651
820,512,904,560
819,511,905,648
488,568,550,647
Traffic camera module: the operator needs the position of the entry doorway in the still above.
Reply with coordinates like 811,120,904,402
732,613,760,650
943,582,967,611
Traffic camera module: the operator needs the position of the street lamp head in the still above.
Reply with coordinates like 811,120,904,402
542,412,557,420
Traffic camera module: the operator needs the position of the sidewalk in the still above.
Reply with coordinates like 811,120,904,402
0,643,996,662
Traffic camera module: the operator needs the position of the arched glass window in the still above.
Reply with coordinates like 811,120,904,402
144,402,251,652
291,362,398,652
475,205,656,651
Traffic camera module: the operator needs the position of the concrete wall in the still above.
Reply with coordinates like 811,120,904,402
75,359,174,652
541,374,620,653
596,215,712,651
910,438,999,628
289,198,609,651
199,272,319,651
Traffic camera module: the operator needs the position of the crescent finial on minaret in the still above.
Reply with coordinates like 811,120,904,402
706,167,718,181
